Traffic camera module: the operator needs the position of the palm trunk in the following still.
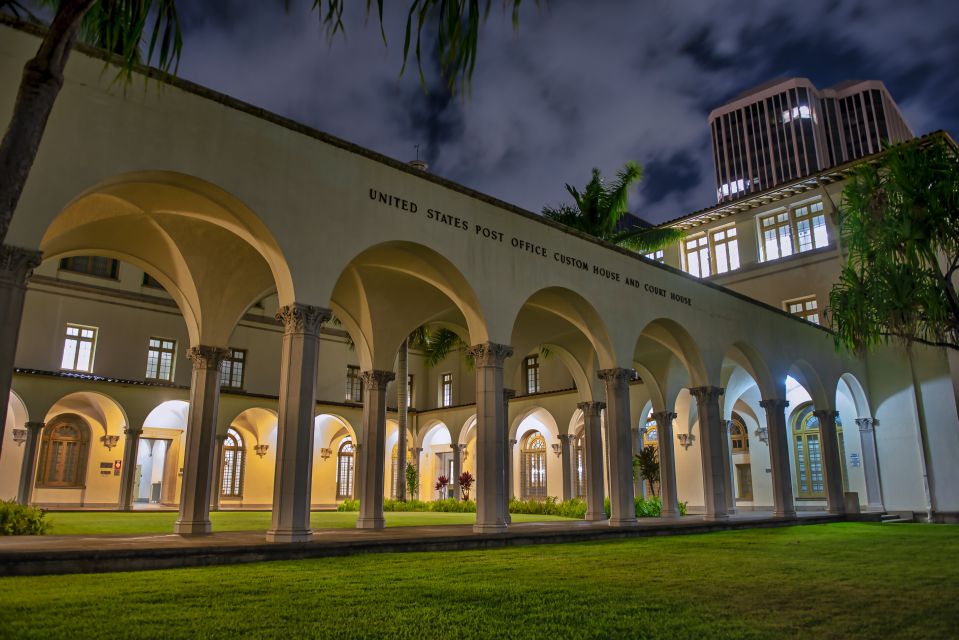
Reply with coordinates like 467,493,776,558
395,337,409,500
0,0,94,244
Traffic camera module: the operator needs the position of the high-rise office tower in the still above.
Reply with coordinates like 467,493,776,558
709,78,914,202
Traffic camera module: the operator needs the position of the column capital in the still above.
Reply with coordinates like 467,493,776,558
410,446,423,456
855,417,878,432
0,245,42,288
361,369,395,389
688,386,725,402
597,368,635,386
650,410,677,424
759,398,790,411
452,443,467,453
503,388,517,402
123,426,143,437
23,421,45,432
577,400,606,417
187,345,230,369
813,409,839,422
558,434,574,445
215,433,229,444
276,303,331,336
468,342,513,368
508,438,517,447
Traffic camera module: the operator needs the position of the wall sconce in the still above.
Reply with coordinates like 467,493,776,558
754,426,769,445
11,428,27,446
100,434,120,450
551,443,562,458
320,447,332,461
676,433,695,450
254,444,270,458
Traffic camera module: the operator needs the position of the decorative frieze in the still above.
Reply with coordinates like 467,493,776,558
276,303,331,336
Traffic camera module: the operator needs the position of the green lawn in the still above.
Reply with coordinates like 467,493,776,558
43,510,574,535
1,523,957,638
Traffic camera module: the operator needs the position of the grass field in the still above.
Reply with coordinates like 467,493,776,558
42,510,574,535
1,523,957,638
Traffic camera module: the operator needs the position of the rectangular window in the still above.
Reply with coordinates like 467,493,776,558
219,348,246,389
711,226,740,274
683,234,711,278
145,337,176,381
61,324,97,372
644,249,664,263
525,355,540,394
440,373,453,407
760,201,829,261
59,256,119,280
345,365,363,403
785,296,819,325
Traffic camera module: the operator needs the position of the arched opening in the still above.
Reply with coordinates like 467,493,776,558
36,414,90,489
520,431,548,500
510,408,561,501
138,400,190,507
335,438,355,501
220,428,245,499
311,414,357,506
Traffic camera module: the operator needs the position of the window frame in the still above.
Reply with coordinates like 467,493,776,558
520,431,548,500
58,256,119,280
36,414,90,489
145,337,177,382
440,373,453,407
336,438,355,500
219,348,247,390
61,323,98,373
524,355,540,394
784,295,820,325
220,428,245,498
758,198,829,262
345,364,363,403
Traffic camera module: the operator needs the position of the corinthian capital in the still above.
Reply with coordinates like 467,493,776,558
187,345,230,369
598,368,635,388
577,401,606,418
468,342,513,368
361,369,395,390
855,417,878,433
276,303,331,336
0,245,42,287
688,386,725,402
650,411,677,425
759,398,789,412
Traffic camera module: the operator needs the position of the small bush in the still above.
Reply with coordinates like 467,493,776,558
602,495,686,519
508,497,587,518
336,499,360,512
0,500,49,535
429,498,476,513
382,499,432,512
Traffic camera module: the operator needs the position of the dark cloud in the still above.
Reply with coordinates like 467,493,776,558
158,0,959,223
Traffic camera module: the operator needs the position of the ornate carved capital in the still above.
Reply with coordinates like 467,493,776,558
123,426,143,437
597,368,636,388
410,447,423,456
503,388,517,402
688,386,725,402
23,421,45,432
558,434,574,444
0,245,42,288
577,401,606,418
187,345,230,370
855,417,878,433
468,342,513,368
361,369,395,390
508,438,517,448
759,398,790,412
276,303,331,336
650,411,677,425
813,409,839,425
452,443,467,453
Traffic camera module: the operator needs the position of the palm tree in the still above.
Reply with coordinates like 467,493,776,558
0,0,531,244
542,161,685,253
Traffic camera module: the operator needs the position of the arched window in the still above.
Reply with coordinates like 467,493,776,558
221,428,244,497
520,432,547,500
574,432,586,499
37,415,90,488
336,438,355,500
729,415,749,453
643,417,659,448
792,404,846,499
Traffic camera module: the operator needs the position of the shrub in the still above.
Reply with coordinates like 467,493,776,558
405,462,419,499
382,499,432,512
336,498,360,512
457,471,474,501
429,498,476,513
508,497,587,518
602,495,685,519
0,500,49,535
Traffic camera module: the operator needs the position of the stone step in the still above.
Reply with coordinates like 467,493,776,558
880,513,912,523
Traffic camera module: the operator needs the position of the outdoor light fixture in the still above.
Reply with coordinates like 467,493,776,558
100,434,120,450
754,426,769,445
11,428,26,446
254,444,270,458
320,447,332,460
676,433,695,450
551,443,562,458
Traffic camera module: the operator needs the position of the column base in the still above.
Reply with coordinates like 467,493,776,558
773,510,797,519
473,522,508,534
727,507,737,515
703,513,729,522
608,517,639,528
356,517,385,530
174,519,212,535
584,511,608,522
266,528,314,543
660,511,681,519
504,512,512,524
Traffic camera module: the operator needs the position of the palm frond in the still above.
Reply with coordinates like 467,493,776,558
613,226,685,253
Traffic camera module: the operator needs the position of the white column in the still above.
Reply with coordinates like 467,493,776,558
651,411,679,518
117,426,142,511
855,417,884,510
268,304,329,542
814,409,846,514
579,401,607,521
689,386,729,521
599,368,638,527
559,433,574,501
503,388,515,524
724,420,737,515
760,398,796,518
452,443,465,500
357,369,394,529
16,421,43,505
470,342,512,534
175,346,228,535
0,245,41,463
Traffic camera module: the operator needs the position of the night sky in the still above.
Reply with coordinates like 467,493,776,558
169,1,958,223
